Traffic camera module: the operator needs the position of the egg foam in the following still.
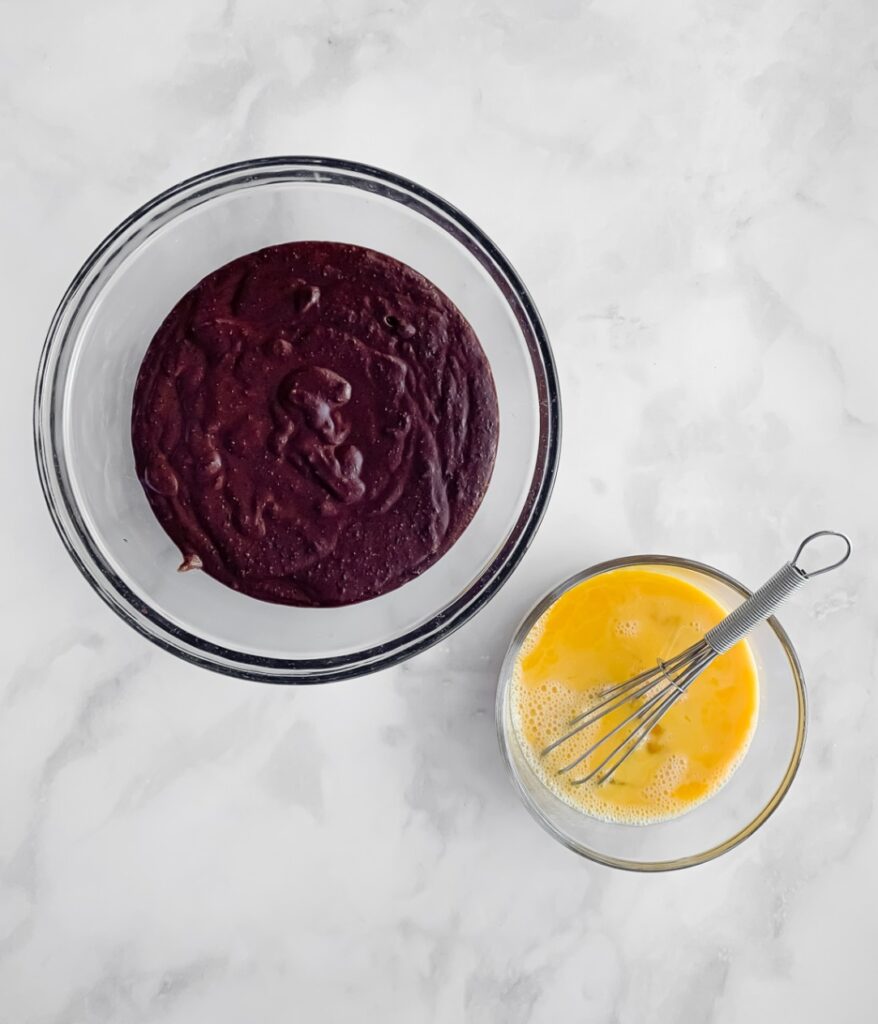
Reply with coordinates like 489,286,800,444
510,567,759,825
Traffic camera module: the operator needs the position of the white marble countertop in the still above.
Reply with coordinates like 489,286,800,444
2,1,876,1020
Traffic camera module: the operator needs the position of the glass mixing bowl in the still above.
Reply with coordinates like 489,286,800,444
496,555,807,871
34,157,560,683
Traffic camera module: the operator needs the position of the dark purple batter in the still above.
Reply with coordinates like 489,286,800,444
131,242,499,606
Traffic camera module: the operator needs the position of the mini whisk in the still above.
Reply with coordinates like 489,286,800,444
541,531,851,786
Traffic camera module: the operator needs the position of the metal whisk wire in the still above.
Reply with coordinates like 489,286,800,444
542,531,851,786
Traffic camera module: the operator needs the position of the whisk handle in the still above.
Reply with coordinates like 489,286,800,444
705,563,805,653
704,531,851,654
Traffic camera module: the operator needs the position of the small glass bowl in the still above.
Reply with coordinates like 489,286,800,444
496,555,807,871
34,157,560,683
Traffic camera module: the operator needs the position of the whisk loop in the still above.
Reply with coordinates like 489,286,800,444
542,531,851,786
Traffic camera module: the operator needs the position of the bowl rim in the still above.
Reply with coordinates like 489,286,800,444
496,553,808,871
33,156,561,684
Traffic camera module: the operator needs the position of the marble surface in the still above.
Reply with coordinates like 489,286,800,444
2,0,877,1020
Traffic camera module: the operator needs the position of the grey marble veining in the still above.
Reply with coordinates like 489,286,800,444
2,0,877,1020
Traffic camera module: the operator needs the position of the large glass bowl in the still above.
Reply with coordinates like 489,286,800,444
34,157,560,683
496,555,807,871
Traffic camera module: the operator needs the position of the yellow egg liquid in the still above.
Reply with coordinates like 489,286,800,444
511,567,759,824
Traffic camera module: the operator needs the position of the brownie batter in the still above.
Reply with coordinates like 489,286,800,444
131,242,499,606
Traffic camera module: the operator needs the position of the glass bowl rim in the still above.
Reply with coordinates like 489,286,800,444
495,553,808,872
33,155,561,684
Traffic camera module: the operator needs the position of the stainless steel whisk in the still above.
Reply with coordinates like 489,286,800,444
542,531,851,787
